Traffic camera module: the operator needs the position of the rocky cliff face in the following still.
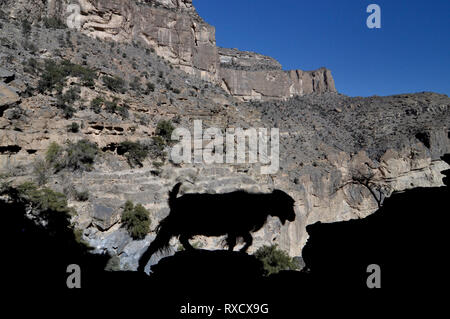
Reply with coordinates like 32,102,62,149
2,0,220,82
0,4,449,272
0,67,20,112
219,48,336,101
0,0,335,101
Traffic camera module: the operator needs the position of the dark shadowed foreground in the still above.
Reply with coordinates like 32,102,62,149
138,183,296,271
1,156,448,315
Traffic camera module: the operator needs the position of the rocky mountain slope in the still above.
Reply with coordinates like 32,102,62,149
0,2,449,271
0,0,335,101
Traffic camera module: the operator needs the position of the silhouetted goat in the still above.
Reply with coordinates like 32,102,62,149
138,183,296,271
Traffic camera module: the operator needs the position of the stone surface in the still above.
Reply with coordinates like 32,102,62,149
219,47,282,71
0,81,20,111
0,67,15,82
220,67,335,101
91,201,121,230
218,48,336,101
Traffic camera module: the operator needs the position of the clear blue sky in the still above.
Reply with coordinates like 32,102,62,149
194,0,450,97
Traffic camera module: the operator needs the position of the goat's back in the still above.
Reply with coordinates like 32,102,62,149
169,191,271,234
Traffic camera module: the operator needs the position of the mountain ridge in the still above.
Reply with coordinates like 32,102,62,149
0,0,336,101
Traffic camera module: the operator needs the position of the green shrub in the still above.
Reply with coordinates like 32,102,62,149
74,189,89,201
38,60,96,93
16,182,74,216
0,181,97,254
60,87,80,104
64,106,76,119
33,158,51,186
0,181,98,254
69,122,79,133
62,183,76,198
149,136,167,160
117,105,129,119
21,20,31,38
90,96,104,114
63,139,99,171
118,141,149,168
57,34,65,47
91,96,128,118
70,64,96,88
56,87,80,119
121,200,151,240
118,138,167,167
37,60,66,93
23,57,39,75
145,82,155,94
103,76,126,93
254,245,299,276
155,120,175,143
105,99,118,113
130,76,141,92
46,142,63,164
152,161,164,169
48,140,98,172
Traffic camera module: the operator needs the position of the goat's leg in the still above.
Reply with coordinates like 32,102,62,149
240,233,253,252
180,234,194,250
226,234,237,251
138,246,152,272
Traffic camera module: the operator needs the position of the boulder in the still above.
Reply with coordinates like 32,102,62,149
91,202,121,230
0,81,20,114
0,67,14,83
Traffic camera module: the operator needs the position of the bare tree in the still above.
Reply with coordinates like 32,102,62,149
335,168,390,208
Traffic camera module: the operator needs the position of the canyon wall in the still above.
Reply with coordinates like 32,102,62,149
1,0,336,100
219,48,336,101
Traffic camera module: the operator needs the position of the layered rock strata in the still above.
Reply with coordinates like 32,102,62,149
1,0,336,100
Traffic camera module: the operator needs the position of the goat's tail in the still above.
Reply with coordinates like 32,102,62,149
168,182,182,209
137,217,173,272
